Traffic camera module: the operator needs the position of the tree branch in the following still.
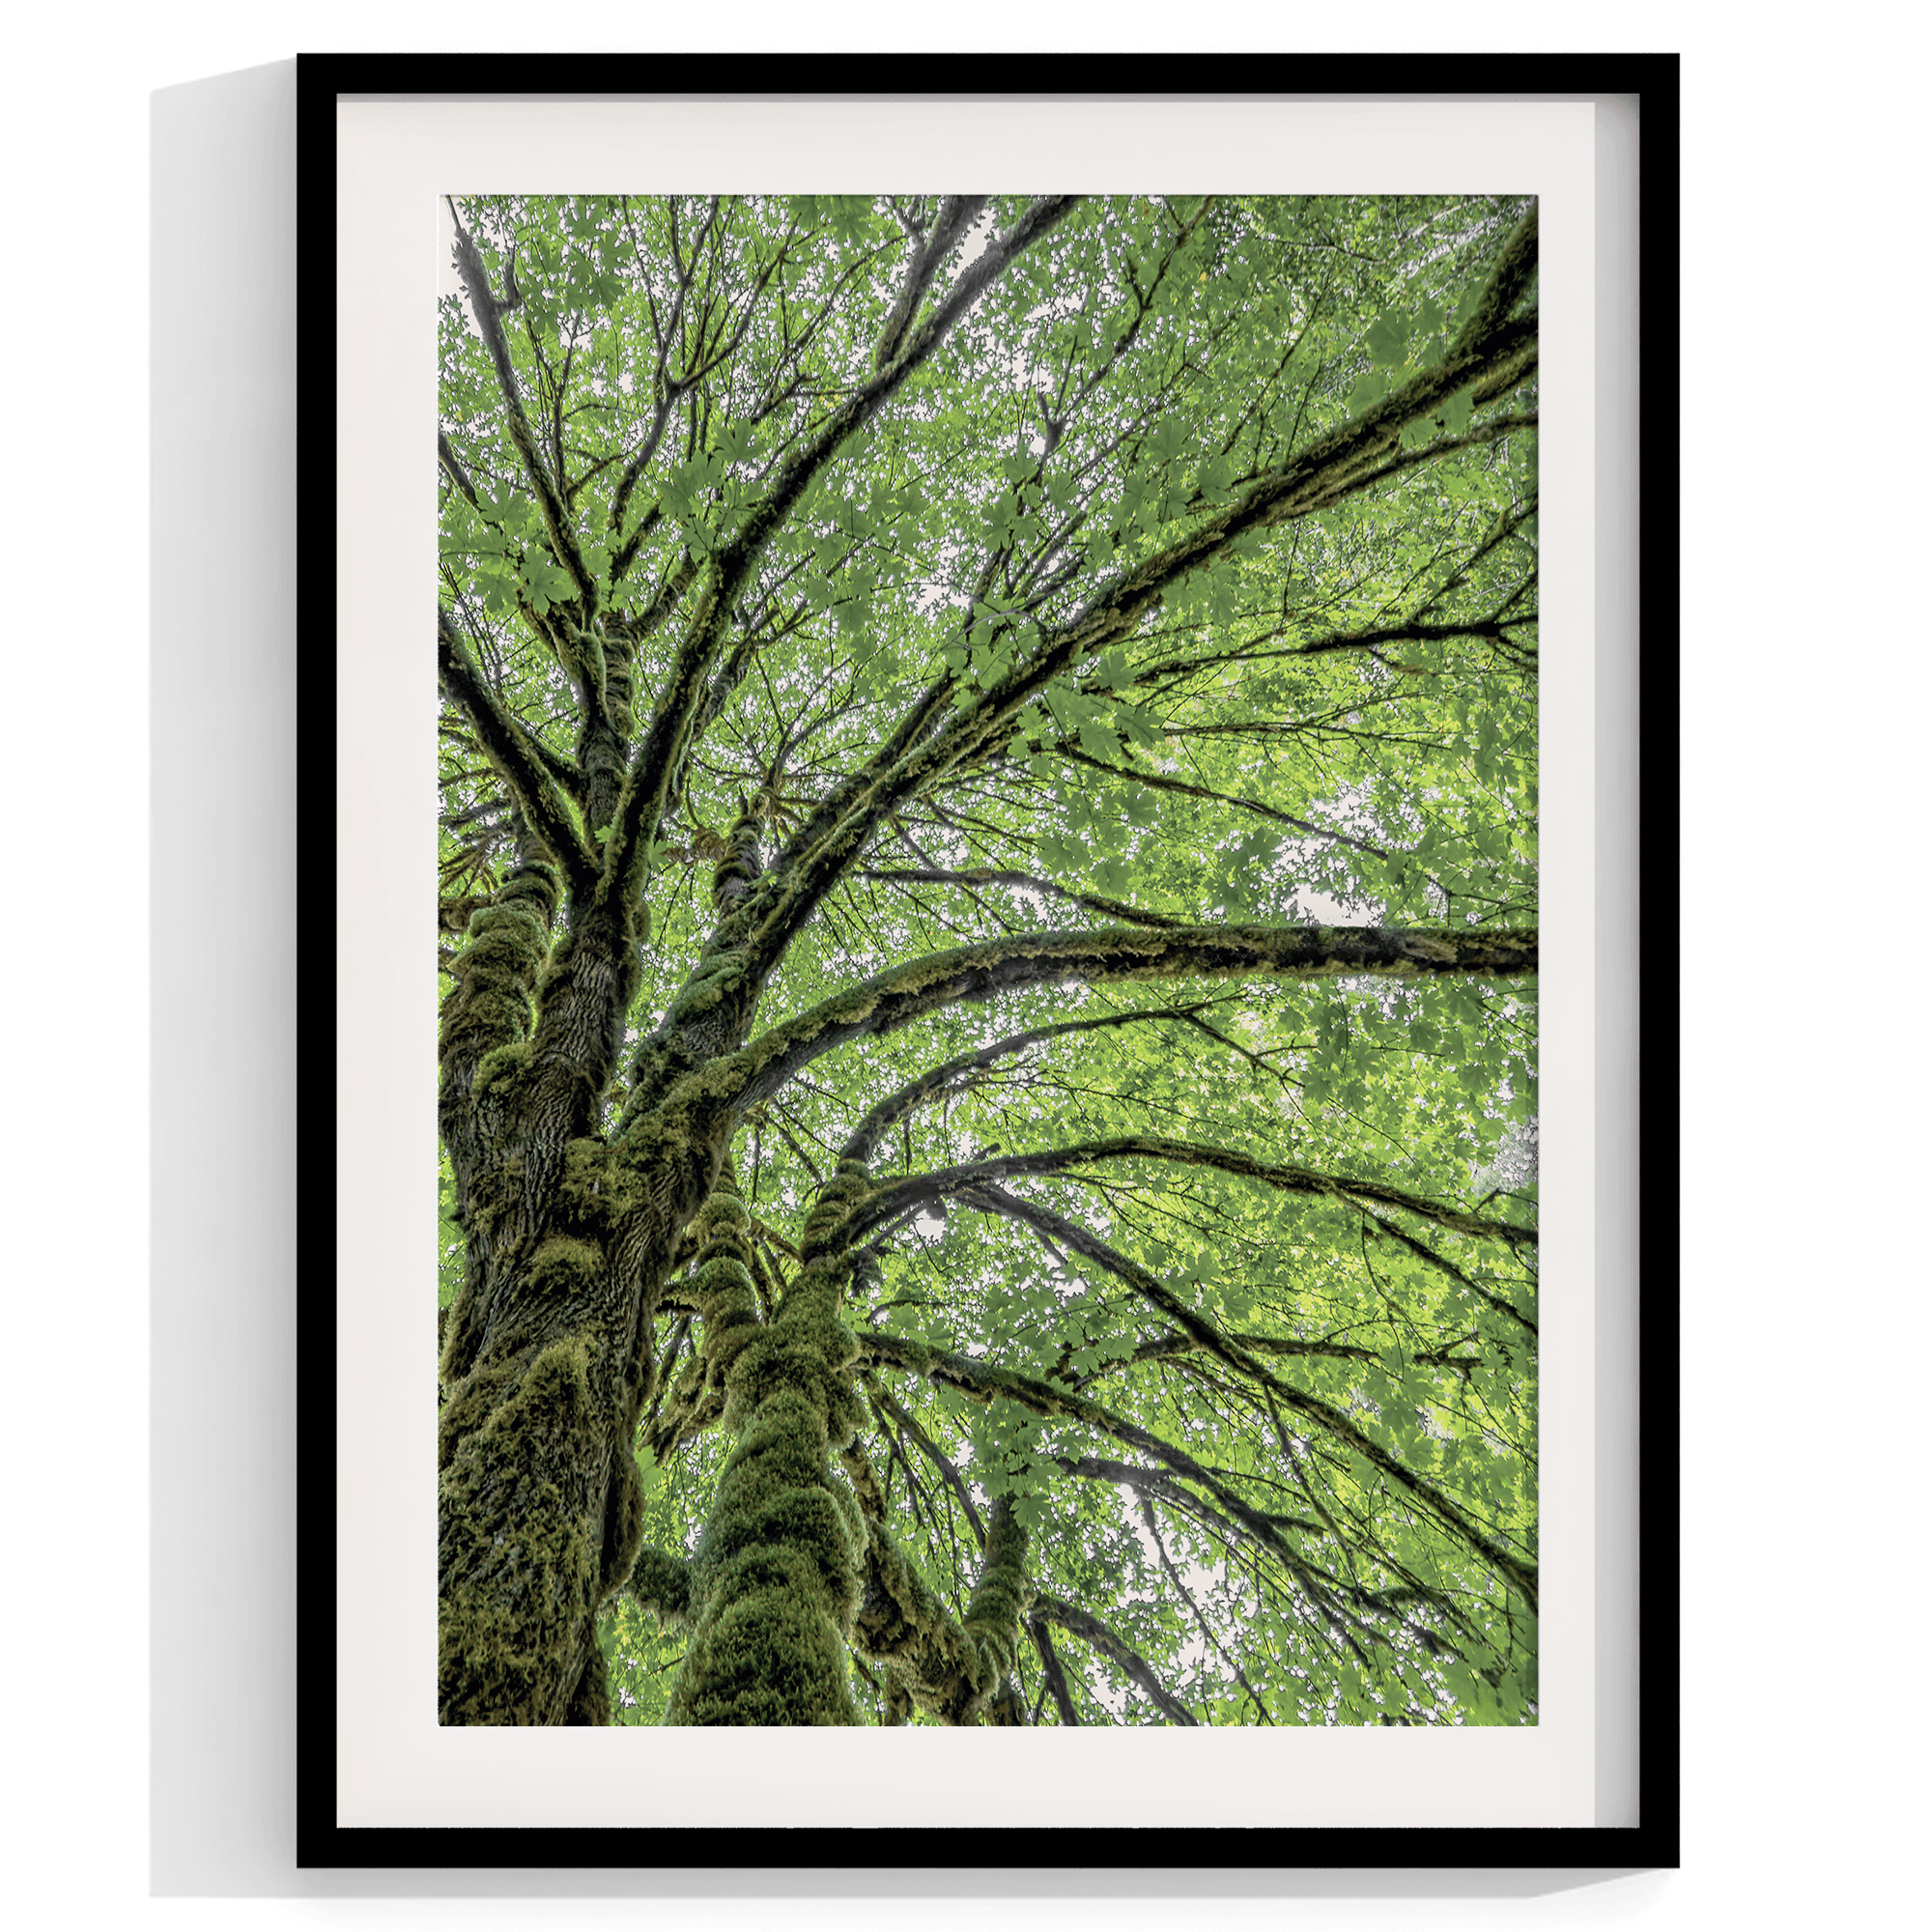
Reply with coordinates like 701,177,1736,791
1029,1616,1081,1724
717,923,1536,1117
862,866,1183,931
948,1184,1539,1611
872,195,990,371
437,608,598,898
857,1135,1535,1253
1450,203,1538,356
838,1003,1223,1168
446,200,597,608
1032,1591,1199,1724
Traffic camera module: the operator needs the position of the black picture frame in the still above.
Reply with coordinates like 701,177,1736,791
296,51,1679,1881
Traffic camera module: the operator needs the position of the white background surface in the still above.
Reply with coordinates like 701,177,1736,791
3,3,1922,1925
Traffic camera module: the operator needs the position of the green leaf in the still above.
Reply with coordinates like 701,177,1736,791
1076,716,1120,763
1364,312,1408,366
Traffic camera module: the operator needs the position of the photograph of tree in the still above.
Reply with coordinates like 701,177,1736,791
435,190,1539,1731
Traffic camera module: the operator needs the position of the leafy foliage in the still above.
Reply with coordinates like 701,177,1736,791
437,190,1539,1727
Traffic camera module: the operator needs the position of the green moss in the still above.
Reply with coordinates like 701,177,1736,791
660,1184,876,1723
695,1256,756,1305
486,1335,595,1447
609,1113,716,1226
471,1038,533,1100
563,1638,611,1726
437,1354,522,1467
461,1156,519,1233
668,1590,857,1726
440,997,532,1069
496,860,560,910
466,901,547,944
527,1235,606,1301
707,1487,860,1618
845,1494,1032,1724
722,1331,842,1436
557,1137,631,1232
690,1192,751,1247
627,1546,694,1629
598,1442,645,1593
464,924,543,971
438,1337,608,1726
798,1163,874,1258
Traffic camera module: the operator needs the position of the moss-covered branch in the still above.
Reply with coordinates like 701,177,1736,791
1056,1452,1322,1543
856,1135,1535,1253
718,922,1536,1117
861,866,1184,930
664,1171,870,1724
1450,203,1538,356
436,843,562,1382
851,1495,1031,1725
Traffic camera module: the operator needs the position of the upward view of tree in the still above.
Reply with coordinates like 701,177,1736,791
435,188,1539,1731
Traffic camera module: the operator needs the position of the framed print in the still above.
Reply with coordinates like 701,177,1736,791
297,53,1677,1881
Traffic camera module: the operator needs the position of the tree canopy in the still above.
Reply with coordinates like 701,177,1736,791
435,189,1539,1730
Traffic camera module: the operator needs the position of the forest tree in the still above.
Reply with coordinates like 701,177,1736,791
435,189,1540,1728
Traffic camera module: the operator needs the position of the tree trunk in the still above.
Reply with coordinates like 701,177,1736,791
663,1166,869,1724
